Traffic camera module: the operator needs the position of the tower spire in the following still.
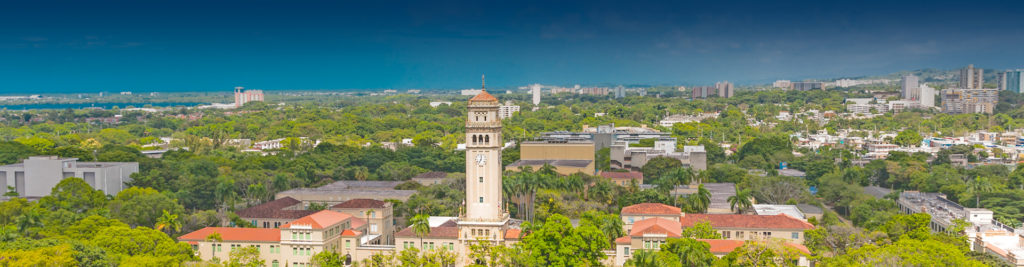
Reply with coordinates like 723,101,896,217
481,74,486,91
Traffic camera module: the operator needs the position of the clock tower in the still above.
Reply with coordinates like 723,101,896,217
458,75,509,244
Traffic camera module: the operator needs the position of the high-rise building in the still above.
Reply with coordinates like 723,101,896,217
715,81,734,98
499,101,520,119
941,88,998,114
901,75,920,100
615,86,626,98
1000,70,1024,93
959,64,984,89
919,84,935,107
234,87,265,108
691,86,715,99
530,83,541,105
791,82,824,91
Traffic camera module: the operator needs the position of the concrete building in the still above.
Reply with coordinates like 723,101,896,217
234,87,265,108
498,101,520,119
901,75,920,100
791,81,825,91
275,181,417,205
0,156,138,198
752,204,806,220
691,86,715,99
530,83,541,105
920,83,936,107
507,140,595,175
715,81,734,98
960,64,985,89
610,139,707,171
773,80,792,89
999,69,1024,93
536,124,669,152
236,197,316,229
941,88,998,114
410,171,449,186
615,85,626,98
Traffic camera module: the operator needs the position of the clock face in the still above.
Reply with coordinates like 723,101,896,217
476,154,486,165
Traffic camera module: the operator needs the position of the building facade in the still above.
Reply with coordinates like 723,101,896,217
1000,69,1024,93
791,82,825,91
941,88,998,114
901,75,920,100
960,64,984,89
0,156,138,198
715,81,734,98
234,87,265,108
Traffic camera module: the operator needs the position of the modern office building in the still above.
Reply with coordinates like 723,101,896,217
234,87,265,108
901,75,919,100
715,81,734,98
960,64,984,89
999,69,1024,93
791,82,825,91
0,156,138,199
920,84,936,107
610,139,707,171
507,140,596,175
941,88,998,114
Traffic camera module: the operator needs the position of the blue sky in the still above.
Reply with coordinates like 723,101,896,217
1,0,1024,93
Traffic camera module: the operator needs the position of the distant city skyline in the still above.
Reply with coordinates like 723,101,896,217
2,0,1024,93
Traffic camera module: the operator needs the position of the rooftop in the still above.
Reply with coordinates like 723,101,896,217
469,90,499,103
412,171,448,179
752,204,806,220
622,203,681,216
236,197,315,219
331,199,389,209
680,214,814,230
629,218,682,237
699,239,811,255
178,227,281,242
281,210,353,229
600,171,643,180
507,159,593,168
395,225,459,239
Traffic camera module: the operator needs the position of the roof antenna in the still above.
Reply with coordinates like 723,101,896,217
481,74,486,91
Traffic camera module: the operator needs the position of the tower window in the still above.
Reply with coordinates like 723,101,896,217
485,135,489,144
479,177,483,183
479,197,484,203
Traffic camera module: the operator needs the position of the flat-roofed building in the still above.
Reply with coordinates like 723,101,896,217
600,171,643,186
0,156,138,199
611,140,706,171
276,181,417,205
507,140,595,175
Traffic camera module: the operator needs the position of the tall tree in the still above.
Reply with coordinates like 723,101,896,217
410,214,431,248
727,185,753,214
967,176,994,208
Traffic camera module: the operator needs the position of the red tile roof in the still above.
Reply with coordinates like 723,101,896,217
600,171,643,179
178,227,280,243
698,239,810,255
629,218,682,237
622,203,681,216
351,217,366,229
281,210,353,229
615,235,632,244
469,90,498,102
331,199,388,209
413,171,448,179
680,214,814,230
341,229,362,237
504,229,522,240
395,226,459,239
236,197,315,219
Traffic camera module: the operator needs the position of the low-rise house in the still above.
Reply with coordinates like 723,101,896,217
600,171,643,186
330,199,395,244
680,213,814,244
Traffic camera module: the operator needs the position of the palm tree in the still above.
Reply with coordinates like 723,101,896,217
691,184,711,213
155,210,182,234
624,249,657,267
410,214,431,249
727,185,753,214
967,176,995,208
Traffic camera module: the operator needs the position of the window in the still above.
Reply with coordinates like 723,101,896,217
293,247,298,255
624,247,630,256
264,222,270,228
346,240,351,248
722,231,731,239
292,232,297,240
737,231,744,239
272,260,279,267
447,243,454,250
306,232,311,240
215,244,222,252
191,244,197,251
370,211,376,217
479,197,484,203
479,177,484,183
371,224,378,232
763,232,772,237
791,232,800,239
628,217,634,224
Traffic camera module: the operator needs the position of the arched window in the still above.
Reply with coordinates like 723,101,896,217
472,135,477,144
485,135,490,144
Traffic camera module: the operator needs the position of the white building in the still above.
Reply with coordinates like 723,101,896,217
499,101,520,119
920,84,936,107
0,156,139,198
773,80,792,89
901,75,920,100
530,83,541,105
460,89,483,96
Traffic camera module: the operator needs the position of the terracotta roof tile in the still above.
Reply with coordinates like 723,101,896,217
615,235,632,244
395,226,459,239
281,210,352,229
351,217,366,229
178,227,280,242
600,171,643,179
341,229,362,237
504,229,522,240
331,199,388,209
622,203,681,216
681,214,814,230
629,218,682,237
236,197,315,219
469,90,498,102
